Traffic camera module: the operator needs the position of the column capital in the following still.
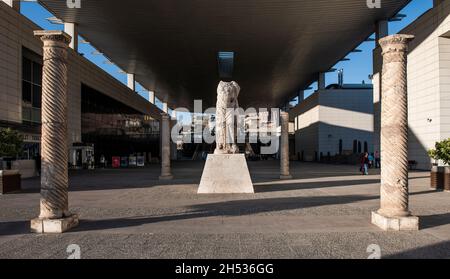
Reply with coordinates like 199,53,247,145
34,30,72,46
379,34,414,56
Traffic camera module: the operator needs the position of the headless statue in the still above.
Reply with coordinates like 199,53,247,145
215,81,240,154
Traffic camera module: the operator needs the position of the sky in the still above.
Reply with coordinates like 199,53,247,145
19,0,434,108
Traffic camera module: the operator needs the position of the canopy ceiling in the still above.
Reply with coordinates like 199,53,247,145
39,0,411,109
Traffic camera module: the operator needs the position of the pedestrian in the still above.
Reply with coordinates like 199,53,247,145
375,150,380,168
359,153,365,174
368,153,374,168
362,152,370,175
100,155,106,168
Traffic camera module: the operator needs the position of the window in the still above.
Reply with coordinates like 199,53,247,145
339,139,343,155
22,48,43,124
358,141,362,153
364,141,368,153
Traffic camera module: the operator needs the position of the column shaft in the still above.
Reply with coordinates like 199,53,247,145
148,91,155,104
64,22,78,52
127,73,135,91
280,111,292,179
372,34,418,231
160,113,173,180
379,34,414,217
35,31,72,219
318,72,326,90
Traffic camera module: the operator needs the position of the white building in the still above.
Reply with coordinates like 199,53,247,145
373,0,450,170
290,85,374,161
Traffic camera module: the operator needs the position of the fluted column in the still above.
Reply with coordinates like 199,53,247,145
159,113,173,180
280,111,292,179
372,34,418,231
31,30,78,233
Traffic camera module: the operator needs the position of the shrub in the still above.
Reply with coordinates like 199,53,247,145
0,128,24,158
428,138,450,166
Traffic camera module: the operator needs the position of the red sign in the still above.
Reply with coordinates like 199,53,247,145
112,157,120,168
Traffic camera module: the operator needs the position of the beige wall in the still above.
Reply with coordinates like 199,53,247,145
0,2,162,146
373,0,450,170
290,88,373,161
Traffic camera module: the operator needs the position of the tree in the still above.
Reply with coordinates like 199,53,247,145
428,138,450,166
0,128,24,158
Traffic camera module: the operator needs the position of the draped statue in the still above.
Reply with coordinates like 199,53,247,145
215,81,241,154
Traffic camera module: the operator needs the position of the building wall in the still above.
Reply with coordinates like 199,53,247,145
318,89,373,156
373,1,450,170
0,2,162,146
290,93,319,161
290,88,373,161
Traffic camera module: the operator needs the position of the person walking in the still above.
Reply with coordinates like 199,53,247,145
100,155,106,168
374,150,380,169
362,152,370,175
368,153,374,169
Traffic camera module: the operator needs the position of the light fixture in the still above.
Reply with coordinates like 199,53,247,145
217,51,234,79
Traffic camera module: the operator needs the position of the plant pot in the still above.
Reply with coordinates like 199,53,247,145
430,166,444,190
0,170,21,194
445,166,450,192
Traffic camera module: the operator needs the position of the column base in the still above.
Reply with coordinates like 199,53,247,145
280,174,293,180
371,211,419,231
31,214,79,233
159,174,173,180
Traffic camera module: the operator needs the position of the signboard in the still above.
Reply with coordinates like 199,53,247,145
129,156,137,167
137,156,145,167
112,157,120,168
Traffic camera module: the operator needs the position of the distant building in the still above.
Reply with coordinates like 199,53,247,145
290,84,374,162
0,3,162,174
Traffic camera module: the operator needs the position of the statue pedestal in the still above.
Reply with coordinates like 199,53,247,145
198,154,254,194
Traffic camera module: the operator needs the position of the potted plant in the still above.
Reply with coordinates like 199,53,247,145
428,138,450,192
0,128,23,194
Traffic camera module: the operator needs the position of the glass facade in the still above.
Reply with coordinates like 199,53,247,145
22,47,42,124
81,84,160,165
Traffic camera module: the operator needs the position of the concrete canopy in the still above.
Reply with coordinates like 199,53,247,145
38,0,410,109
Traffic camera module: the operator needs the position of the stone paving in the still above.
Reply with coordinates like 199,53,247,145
0,161,449,259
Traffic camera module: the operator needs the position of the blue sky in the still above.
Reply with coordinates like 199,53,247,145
20,0,434,107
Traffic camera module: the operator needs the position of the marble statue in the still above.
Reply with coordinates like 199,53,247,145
215,81,241,154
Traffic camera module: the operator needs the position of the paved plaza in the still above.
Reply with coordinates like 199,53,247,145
0,161,449,259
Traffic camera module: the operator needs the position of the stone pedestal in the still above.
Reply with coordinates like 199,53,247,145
198,154,254,194
372,34,418,231
371,211,419,231
31,214,79,233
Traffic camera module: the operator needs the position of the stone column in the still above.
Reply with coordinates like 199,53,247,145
64,22,78,52
148,90,155,104
162,102,168,113
31,31,78,233
159,113,173,180
280,111,292,179
2,0,20,11
318,72,326,90
127,73,135,91
372,34,418,231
